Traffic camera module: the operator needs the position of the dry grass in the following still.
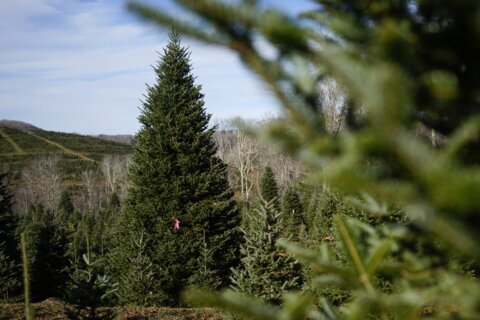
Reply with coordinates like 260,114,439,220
0,299,223,320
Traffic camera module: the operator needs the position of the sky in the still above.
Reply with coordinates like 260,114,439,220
0,0,315,134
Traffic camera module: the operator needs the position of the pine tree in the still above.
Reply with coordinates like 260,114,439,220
67,254,117,320
231,200,302,304
107,192,120,210
0,172,20,300
0,242,19,302
58,190,75,216
112,231,158,306
114,30,241,305
281,186,305,240
0,173,18,261
22,206,70,301
259,167,279,210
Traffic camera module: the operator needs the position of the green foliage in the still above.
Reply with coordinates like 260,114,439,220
0,172,20,300
281,186,305,240
0,242,19,302
67,208,118,278
33,130,132,156
58,190,75,216
187,229,223,291
67,254,117,320
0,126,131,183
2,127,59,153
259,167,279,209
115,30,241,305
130,0,480,318
0,134,15,154
109,231,158,306
0,172,19,259
21,205,70,301
107,192,120,210
231,200,302,304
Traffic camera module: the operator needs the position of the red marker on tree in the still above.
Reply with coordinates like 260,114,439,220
173,218,180,230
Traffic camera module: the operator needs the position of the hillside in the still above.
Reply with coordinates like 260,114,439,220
0,119,41,131
0,121,133,181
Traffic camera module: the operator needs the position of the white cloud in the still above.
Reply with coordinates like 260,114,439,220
0,0,279,134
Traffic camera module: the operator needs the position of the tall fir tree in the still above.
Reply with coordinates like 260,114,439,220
113,30,241,305
259,167,279,210
0,172,20,300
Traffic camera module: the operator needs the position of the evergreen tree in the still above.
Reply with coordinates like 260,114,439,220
0,172,20,300
111,231,158,306
0,242,19,302
22,206,70,301
231,200,302,304
281,186,305,239
0,172,18,261
67,254,117,320
107,192,120,210
259,167,279,210
58,190,75,216
114,30,241,305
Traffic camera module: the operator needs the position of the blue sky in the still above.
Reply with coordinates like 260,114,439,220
0,0,314,134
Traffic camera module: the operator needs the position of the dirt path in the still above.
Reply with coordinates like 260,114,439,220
0,127,26,154
26,131,96,162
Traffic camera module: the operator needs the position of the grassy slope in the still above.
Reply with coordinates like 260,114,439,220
0,126,133,181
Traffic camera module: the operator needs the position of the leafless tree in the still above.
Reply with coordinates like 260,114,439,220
213,119,235,162
214,117,304,201
231,130,259,203
101,154,129,199
319,77,348,135
118,154,132,201
214,120,259,204
82,169,97,213
19,155,62,211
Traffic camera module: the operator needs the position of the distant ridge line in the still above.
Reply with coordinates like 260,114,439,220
0,119,41,131
0,119,132,144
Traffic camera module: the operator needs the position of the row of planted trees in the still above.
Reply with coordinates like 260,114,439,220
0,173,120,304
0,155,363,311
0,30,325,315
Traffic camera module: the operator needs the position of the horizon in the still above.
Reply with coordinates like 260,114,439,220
0,0,314,135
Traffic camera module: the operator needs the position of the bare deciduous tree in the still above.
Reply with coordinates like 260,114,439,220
101,154,129,199
214,117,303,202
19,155,62,211
231,130,259,203
214,120,259,204
319,77,348,135
82,169,96,213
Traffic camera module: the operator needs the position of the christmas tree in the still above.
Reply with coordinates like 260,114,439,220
114,30,241,305
259,167,279,210
231,200,302,304
281,186,305,240
0,172,20,300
